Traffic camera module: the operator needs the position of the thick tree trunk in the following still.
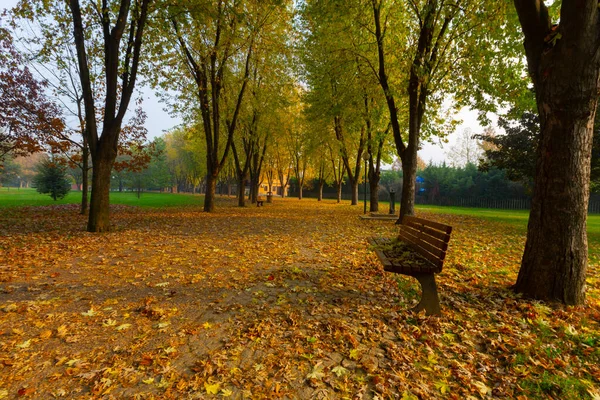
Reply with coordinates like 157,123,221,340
87,154,114,232
350,179,358,206
515,79,597,304
512,0,600,305
250,179,258,203
399,152,417,220
237,177,246,207
516,106,593,304
318,181,324,201
298,184,303,200
80,145,89,215
336,183,342,203
204,174,217,212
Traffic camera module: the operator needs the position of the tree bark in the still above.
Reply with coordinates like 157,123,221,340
400,152,417,220
513,0,600,304
87,151,115,232
336,183,342,203
204,173,217,212
318,181,324,201
237,177,246,207
80,142,89,215
350,179,358,206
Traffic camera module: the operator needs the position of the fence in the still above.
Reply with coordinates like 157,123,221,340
416,196,600,214
415,197,531,210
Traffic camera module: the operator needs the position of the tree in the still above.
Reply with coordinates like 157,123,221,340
513,1,600,304
67,0,150,231
476,113,538,189
155,0,288,212
446,128,482,167
33,158,72,200
0,156,21,187
0,28,64,164
11,3,152,215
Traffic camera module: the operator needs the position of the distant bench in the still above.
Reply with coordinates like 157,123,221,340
369,215,452,315
257,196,265,207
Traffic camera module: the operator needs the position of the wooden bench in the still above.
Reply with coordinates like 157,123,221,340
369,215,452,315
256,196,265,207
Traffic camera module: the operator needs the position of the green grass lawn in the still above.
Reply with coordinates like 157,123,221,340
0,187,204,208
416,204,600,247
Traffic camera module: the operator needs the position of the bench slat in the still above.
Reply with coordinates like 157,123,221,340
400,224,449,254
398,226,446,260
397,230,444,270
403,216,452,235
403,219,452,243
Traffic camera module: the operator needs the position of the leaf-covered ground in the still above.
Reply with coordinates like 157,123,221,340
0,198,598,399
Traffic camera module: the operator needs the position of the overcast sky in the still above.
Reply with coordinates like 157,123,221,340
2,0,488,165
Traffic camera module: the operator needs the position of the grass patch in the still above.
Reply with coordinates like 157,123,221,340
519,371,591,400
0,187,204,208
415,204,600,242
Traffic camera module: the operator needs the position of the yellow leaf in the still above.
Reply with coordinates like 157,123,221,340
116,324,131,331
103,319,117,327
39,330,52,339
473,380,491,395
203,322,213,329
349,349,360,360
81,308,97,317
57,325,68,337
142,378,154,384
435,381,449,394
17,339,31,349
0,389,8,399
220,388,233,397
427,353,438,365
205,382,220,394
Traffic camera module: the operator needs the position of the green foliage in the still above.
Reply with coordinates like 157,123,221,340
478,111,600,192
419,162,527,202
0,156,21,187
32,159,71,200
476,112,538,187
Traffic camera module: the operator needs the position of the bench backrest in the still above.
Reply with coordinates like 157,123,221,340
398,216,452,272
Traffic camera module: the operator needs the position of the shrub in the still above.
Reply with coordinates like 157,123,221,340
32,159,71,200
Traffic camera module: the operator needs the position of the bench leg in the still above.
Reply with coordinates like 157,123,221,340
412,273,441,316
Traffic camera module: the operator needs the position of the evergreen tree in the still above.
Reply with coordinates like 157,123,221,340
33,159,71,200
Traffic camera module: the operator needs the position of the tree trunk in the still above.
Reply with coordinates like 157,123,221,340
336,183,342,203
399,152,417,220
350,179,358,206
87,154,114,232
516,105,593,304
512,0,600,305
318,181,324,201
80,145,89,215
298,184,303,200
204,174,217,212
249,179,258,203
237,177,246,207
